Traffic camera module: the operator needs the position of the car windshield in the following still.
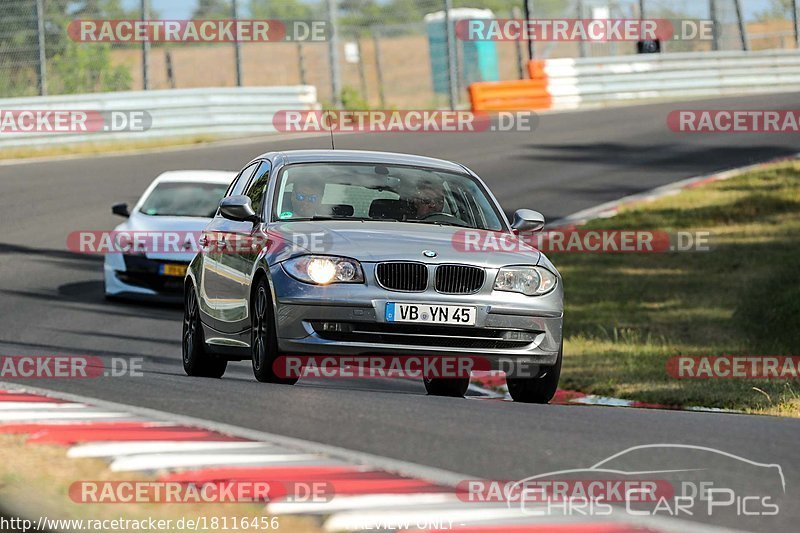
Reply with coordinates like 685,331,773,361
139,182,229,218
273,162,504,230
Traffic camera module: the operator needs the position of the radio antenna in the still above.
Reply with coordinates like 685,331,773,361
325,111,336,150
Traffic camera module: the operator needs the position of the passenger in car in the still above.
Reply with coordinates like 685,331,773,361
412,180,446,218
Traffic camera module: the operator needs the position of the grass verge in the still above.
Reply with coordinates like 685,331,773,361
0,434,320,533
556,161,800,416
0,135,221,162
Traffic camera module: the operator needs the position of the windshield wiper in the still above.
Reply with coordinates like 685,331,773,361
410,220,471,228
304,215,399,222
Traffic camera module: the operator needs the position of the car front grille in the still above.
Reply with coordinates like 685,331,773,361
435,265,485,294
375,262,428,292
311,322,537,350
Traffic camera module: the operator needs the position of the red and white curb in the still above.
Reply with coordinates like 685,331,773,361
0,383,737,533
548,154,800,229
490,156,800,414
468,378,739,414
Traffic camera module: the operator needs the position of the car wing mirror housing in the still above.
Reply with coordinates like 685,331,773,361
511,209,546,233
112,203,130,217
219,195,259,223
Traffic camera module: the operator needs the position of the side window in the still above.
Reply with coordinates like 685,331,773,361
245,161,271,218
226,162,259,198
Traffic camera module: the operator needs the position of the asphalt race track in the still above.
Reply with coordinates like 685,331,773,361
1,93,799,532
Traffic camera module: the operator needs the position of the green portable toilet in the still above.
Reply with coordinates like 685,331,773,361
424,8,499,95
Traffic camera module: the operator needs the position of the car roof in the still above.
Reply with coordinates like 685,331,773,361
254,150,468,174
152,170,236,184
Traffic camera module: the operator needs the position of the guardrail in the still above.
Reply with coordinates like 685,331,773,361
469,50,800,112
0,86,318,148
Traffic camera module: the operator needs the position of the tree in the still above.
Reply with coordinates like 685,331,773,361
249,0,315,19
0,0,132,96
192,0,233,20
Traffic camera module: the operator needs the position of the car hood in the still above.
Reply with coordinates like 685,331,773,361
269,221,541,268
115,213,211,262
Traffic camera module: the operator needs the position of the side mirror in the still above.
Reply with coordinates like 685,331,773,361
112,203,130,218
219,195,259,223
511,209,546,233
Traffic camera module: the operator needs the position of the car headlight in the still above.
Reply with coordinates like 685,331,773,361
494,266,557,296
283,255,364,285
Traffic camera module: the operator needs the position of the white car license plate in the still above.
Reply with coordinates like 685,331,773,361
386,303,477,326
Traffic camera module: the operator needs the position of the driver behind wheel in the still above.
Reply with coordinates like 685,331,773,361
412,180,446,219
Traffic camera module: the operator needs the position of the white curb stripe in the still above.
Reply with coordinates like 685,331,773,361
267,493,459,515
109,453,324,472
0,410,127,421
0,402,88,410
324,506,532,531
68,440,267,458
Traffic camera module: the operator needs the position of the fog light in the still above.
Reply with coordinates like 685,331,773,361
320,322,353,333
501,331,535,342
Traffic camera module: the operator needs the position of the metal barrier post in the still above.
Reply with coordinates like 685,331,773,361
35,0,47,96
734,0,749,51
524,0,535,60
372,30,386,108
444,0,458,110
327,0,342,107
141,0,150,90
794,0,800,48
233,0,243,86
709,0,720,51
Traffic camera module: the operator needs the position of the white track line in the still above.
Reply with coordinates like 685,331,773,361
109,453,325,472
324,506,532,531
267,493,461,515
69,440,267,458
0,402,87,410
0,410,126,421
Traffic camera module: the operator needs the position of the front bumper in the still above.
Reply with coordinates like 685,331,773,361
104,254,187,302
269,263,563,370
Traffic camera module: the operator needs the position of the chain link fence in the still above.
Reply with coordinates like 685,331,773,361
1,0,798,107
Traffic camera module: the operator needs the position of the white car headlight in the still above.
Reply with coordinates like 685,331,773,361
283,255,364,285
494,266,557,296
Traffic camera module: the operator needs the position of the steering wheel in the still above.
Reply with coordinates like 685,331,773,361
421,212,459,221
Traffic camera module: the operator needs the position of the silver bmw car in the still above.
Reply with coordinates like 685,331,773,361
183,150,563,403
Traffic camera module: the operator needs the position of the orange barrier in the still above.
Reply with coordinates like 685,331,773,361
527,59,547,80
468,60,551,112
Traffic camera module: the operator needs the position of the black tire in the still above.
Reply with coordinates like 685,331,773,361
506,343,562,404
182,284,227,378
423,377,470,398
251,278,298,385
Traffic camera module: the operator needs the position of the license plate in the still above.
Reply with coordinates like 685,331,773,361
386,303,477,326
160,263,188,277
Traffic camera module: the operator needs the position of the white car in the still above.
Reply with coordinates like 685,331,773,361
104,170,235,302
